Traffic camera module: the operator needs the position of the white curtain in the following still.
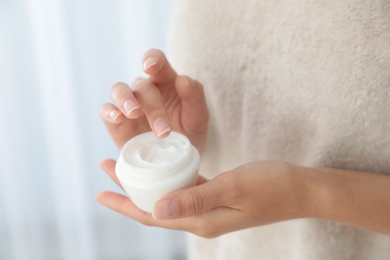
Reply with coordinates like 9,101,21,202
0,0,186,259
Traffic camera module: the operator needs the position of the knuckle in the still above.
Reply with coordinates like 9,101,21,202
131,77,150,92
186,190,206,216
180,76,204,91
118,197,132,214
193,79,204,90
111,82,127,93
183,76,197,89
131,77,145,86
110,82,129,101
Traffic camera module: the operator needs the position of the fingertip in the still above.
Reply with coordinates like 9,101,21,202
100,159,116,169
110,82,143,119
153,118,171,138
99,160,105,169
100,103,126,124
143,56,157,72
95,192,105,202
142,49,162,73
108,109,123,122
95,191,118,207
142,49,177,86
123,99,142,119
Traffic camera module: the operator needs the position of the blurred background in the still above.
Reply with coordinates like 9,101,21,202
0,0,186,259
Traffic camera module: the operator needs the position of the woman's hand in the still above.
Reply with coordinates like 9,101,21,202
97,51,390,237
99,49,209,151
96,160,308,238
97,158,390,237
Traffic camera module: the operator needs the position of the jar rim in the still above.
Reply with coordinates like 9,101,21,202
118,131,194,178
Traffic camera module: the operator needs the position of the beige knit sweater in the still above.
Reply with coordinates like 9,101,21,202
167,0,390,259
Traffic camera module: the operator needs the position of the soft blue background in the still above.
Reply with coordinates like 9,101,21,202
0,0,186,259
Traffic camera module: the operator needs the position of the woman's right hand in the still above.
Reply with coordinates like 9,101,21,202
99,49,209,151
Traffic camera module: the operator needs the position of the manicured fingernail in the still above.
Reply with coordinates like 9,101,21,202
109,110,120,121
153,199,179,219
143,57,157,71
123,99,139,117
153,118,171,137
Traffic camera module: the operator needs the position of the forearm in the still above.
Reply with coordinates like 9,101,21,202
300,166,390,234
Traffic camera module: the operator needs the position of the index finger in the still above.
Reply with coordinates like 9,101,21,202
142,49,177,89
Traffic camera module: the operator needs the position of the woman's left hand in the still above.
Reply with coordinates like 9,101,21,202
96,159,308,238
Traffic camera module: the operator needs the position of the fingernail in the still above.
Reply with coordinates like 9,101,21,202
143,57,157,71
153,118,171,137
109,110,120,121
124,99,139,117
153,199,179,219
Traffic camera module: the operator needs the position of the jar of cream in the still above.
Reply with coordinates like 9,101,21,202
115,131,200,213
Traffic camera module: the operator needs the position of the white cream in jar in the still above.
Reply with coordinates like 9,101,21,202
116,131,200,213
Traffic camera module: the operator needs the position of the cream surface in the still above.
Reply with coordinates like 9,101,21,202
123,132,189,169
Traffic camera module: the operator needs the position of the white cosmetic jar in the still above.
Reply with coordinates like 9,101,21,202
116,131,200,213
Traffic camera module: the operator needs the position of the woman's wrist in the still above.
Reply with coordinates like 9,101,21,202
290,165,340,221
281,163,337,222
298,166,372,223
292,165,390,234
260,162,317,222
282,164,317,220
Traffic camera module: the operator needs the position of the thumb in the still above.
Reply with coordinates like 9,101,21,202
153,178,229,220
